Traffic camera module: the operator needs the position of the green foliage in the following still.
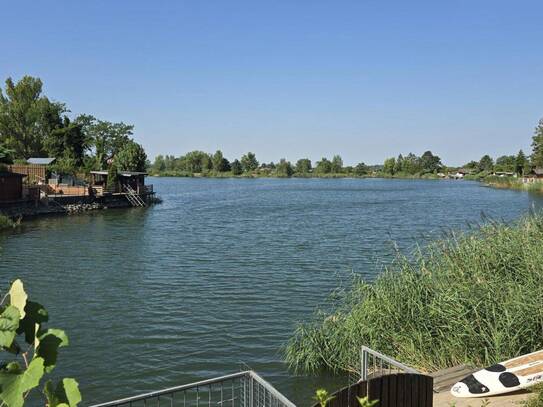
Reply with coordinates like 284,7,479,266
354,162,369,176
524,384,543,406
478,155,494,172
107,164,119,191
531,119,543,168
357,396,379,407
285,214,543,374
212,150,230,172
315,158,332,174
115,140,147,172
313,388,334,407
275,159,293,177
0,279,80,407
0,143,14,164
331,155,343,173
240,152,259,173
0,215,17,230
230,159,242,175
295,158,312,174
383,157,396,175
0,76,66,159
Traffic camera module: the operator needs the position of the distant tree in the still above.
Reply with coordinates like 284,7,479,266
383,157,396,175
495,155,516,172
315,157,332,174
275,158,293,177
478,155,494,172
354,162,368,176
231,159,243,175
240,152,259,172
115,140,147,172
464,160,479,170
515,150,529,175
152,155,166,173
212,150,230,172
179,151,212,173
531,118,543,167
0,76,66,158
402,153,421,174
295,158,312,174
331,155,343,173
394,154,404,174
82,116,134,169
46,116,88,167
419,151,442,173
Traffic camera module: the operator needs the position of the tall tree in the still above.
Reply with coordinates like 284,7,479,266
478,155,494,172
383,157,396,175
240,152,259,172
295,158,312,174
531,118,543,167
315,157,332,174
419,151,442,173
231,159,243,175
115,140,147,172
275,159,293,177
331,155,343,173
212,150,230,172
354,162,368,176
515,150,528,175
0,76,65,158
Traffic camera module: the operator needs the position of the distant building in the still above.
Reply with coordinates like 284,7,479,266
8,157,56,183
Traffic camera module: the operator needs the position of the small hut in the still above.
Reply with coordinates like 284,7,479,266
0,172,26,202
90,171,148,195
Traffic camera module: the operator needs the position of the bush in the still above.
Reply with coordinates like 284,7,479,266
0,214,17,230
285,214,543,374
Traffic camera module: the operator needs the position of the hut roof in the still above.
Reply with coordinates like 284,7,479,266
27,157,56,165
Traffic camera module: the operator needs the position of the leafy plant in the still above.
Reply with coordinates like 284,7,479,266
0,279,81,407
524,384,543,406
357,396,378,407
313,388,334,407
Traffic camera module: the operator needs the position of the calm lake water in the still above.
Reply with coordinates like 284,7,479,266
1,178,542,405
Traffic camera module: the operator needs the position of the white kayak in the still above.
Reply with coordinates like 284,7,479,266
451,350,543,398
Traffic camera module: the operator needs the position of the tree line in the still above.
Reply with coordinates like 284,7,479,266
0,76,147,175
150,152,373,177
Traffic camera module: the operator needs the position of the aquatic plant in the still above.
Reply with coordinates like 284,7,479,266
0,279,81,407
286,214,543,374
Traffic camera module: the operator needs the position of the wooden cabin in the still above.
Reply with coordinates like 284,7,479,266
0,172,26,202
90,171,148,195
8,157,56,184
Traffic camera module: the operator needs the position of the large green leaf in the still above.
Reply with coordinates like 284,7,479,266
43,378,81,407
16,301,48,345
0,357,45,407
8,280,27,320
0,306,20,348
36,329,68,373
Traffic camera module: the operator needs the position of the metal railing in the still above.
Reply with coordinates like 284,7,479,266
89,371,296,407
360,346,419,381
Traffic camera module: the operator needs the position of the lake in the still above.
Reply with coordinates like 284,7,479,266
1,178,541,406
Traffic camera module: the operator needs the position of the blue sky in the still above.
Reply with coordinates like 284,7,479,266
1,1,542,166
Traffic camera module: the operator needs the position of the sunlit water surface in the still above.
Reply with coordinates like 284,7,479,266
1,178,541,405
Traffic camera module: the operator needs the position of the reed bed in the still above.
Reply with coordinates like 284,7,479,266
285,214,543,375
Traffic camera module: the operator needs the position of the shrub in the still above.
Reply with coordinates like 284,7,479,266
286,214,543,374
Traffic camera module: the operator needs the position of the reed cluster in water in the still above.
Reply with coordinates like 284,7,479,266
285,214,543,374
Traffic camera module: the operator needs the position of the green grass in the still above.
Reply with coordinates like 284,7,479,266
524,385,543,407
285,214,543,375
485,176,543,193
0,214,17,230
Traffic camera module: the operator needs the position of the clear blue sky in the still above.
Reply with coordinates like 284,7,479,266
1,1,542,166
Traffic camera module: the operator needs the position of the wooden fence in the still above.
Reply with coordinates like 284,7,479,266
7,164,46,183
316,373,433,407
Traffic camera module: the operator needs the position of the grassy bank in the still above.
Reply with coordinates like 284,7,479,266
285,214,543,374
485,175,543,193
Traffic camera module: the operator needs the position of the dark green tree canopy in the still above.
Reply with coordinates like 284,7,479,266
240,152,259,172
115,141,147,172
231,159,243,175
531,119,543,167
295,158,312,174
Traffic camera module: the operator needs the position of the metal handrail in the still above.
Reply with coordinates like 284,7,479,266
89,370,296,407
360,346,419,381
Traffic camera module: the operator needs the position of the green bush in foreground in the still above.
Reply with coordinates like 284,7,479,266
0,279,81,406
285,214,543,374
